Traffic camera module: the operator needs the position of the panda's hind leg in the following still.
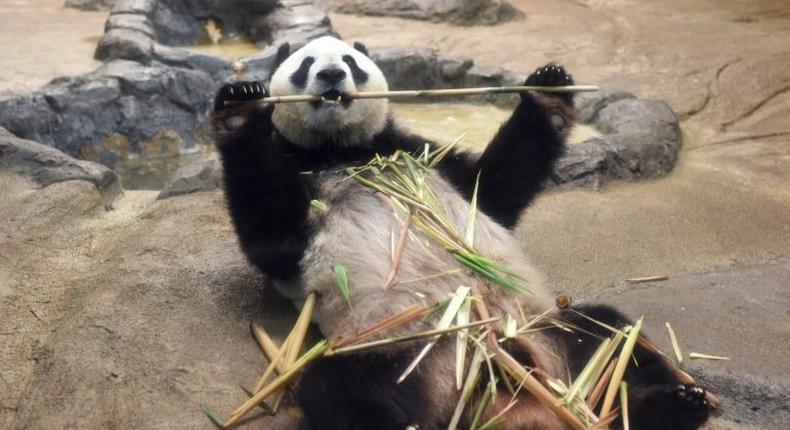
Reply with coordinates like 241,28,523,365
556,304,711,430
297,351,428,430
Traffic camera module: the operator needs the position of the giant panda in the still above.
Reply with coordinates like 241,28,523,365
211,36,711,430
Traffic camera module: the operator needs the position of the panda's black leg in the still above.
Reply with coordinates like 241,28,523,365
212,81,316,281
555,304,710,430
435,65,575,229
297,352,427,430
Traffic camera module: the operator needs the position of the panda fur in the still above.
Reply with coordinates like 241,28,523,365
211,36,711,430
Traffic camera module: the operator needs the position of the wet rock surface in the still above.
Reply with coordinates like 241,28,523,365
0,127,120,200
328,0,522,25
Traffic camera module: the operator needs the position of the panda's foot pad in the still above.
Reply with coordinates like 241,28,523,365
215,81,267,111
525,64,574,105
673,384,709,411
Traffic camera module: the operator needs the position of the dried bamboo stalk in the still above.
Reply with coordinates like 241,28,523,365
332,304,430,349
250,85,600,105
624,275,668,284
329,318,500,356
599,317,644,418
385,211,412,288
272,292,318,411
587,358,617,410
251,323,285,373
468,293,587,430
225,341,329,428
665,322,683,364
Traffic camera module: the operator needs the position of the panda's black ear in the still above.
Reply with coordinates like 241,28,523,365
353,41,369,56
274,43,291,70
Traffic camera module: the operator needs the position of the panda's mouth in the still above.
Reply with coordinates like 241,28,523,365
312,89,352,109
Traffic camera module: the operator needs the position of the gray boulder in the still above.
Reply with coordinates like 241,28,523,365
65,0,116,10
551,91,682,188
0,127,120,200
158,152,222,199
0,60,220,168
330,0,522,25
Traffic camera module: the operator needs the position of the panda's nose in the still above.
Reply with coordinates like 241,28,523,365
316,68,347,85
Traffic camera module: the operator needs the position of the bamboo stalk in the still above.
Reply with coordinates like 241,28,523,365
587,358,617,410
385,211,412,288
600,317,644,418
665,322,683,364
625,275,668,284
328,317,500,355
247,85,599,105
251,323,285,373
225,341,329,428
332,304,430,349
272,292,318,411
468,293,587,430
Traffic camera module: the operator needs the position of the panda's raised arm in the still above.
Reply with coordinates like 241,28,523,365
434,65,576,230
211,82,316,280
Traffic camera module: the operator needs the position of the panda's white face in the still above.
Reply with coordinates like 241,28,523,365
270,37,390,149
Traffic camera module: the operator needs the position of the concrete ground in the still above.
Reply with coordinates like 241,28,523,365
0,0,788,428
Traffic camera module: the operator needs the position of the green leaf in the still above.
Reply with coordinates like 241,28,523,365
464,172,481,248
199,404,225,429
332,265,352,308
310,199,327,212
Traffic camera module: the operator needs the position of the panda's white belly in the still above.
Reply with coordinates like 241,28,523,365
288,171,553,340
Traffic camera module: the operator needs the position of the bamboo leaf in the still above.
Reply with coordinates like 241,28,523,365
200,404,225,429
465,172,481,248
310,199,327,212
455,296,471,390
332,265,352,309
398,286,470,383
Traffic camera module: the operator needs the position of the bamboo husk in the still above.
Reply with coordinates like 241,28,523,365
246,85,600,105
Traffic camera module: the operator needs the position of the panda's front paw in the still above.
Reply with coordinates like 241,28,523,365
672,384,710,413
525,64,575,107
213,81,267,112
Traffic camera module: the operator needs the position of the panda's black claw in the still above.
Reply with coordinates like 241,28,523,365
214,81,268,111
524,64,575,106
673,384,709,411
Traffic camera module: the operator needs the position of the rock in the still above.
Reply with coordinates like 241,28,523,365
0,177,305,429
0,127,120,200
158,152,222,200
598,257,790,429
551,92,683,187
594,98,682,178
65,0,116,11
0,60,220,167
252,0,337,46
329,0,523,25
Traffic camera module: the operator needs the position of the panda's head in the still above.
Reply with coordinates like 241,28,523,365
269,36,389,149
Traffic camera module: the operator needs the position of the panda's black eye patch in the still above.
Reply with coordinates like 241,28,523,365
290,56,315,88
342,55,369,84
